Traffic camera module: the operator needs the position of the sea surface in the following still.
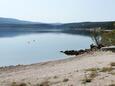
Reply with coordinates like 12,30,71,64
0,30,93,66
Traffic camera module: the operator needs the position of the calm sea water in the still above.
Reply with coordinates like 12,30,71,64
0,31,93,66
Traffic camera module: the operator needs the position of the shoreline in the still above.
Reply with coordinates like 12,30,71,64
0,53,85,72
0,51,115,86
0,50,97,70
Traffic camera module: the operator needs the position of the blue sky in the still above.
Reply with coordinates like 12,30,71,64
0,0,115,23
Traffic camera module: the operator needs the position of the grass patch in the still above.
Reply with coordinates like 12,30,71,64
99,67,113,72
81,71,96,84
85,67,98,79
89,71,98,79
53,76,58,79
11,82,27,86
11,81,50,86
110,62,115,66
63,78,69,82
109,84,115,86
81,78,92,84
109,71,115,75
81,71,98,84
85,68,100,72
83,66,115,84
86,67,114,73
36,81,50,86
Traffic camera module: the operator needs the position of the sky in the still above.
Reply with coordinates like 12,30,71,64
0,0,115,23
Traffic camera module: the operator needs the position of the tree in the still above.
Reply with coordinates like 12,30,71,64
90,28,102,47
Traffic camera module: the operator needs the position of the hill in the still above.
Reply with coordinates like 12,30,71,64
0,17,114,30
58,21,115,30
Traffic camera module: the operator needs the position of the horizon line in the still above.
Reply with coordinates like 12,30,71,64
0,17,115,24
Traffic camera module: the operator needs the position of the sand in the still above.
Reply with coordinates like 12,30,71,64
0,51,115,86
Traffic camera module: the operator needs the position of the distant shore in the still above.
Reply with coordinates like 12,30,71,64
0,51,115,86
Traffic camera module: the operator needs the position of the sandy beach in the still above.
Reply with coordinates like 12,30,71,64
0,51,115,86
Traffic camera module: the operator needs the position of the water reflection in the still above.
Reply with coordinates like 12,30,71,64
0,30,92,38
0,29,93,66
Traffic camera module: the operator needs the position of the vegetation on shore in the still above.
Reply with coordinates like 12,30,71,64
81,62,115,85
62,29,115,56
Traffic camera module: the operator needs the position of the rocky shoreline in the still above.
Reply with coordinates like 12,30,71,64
61,44,105,56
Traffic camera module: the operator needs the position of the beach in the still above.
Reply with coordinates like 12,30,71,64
0,51,115,86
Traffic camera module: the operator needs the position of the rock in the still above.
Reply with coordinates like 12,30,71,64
61,44,105,56
90,44,105,50
78,50,85,54
85,49,91,53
